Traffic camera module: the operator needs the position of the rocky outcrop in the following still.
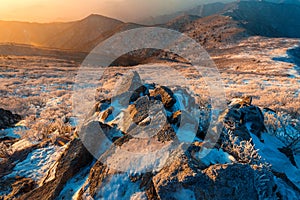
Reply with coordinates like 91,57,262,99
112,71,148,107
19,139,93,200
2,74,299,199
219,96,266,143
0,108,21,129
150,86,176,109
70,81,281,199
5,178,36,200
154,162,275,200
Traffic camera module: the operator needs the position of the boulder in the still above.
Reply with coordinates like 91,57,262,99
155,123,177,143
240,105,266,140
112,71,148,108
128,96,150,124
153,145,276,200
221,97,266,142
129,85,148,103
99,106,114,122
168,110,182,126
5,178,36,199
114,71,143,96
19,139,93,200
150,86,176,109
3,84,293,200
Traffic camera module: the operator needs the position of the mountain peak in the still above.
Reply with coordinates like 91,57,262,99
82,14,123,23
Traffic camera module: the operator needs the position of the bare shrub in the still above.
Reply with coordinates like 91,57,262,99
264,111,300,155
222,130,268,167
21,117,73,142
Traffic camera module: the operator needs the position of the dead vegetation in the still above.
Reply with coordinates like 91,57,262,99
0,36,299,149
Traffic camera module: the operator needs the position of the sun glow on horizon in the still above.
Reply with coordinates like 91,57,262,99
0,0,228,23
0,0,104,23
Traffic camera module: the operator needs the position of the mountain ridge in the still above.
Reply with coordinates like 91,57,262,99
0,14,124,52
1,1,300,52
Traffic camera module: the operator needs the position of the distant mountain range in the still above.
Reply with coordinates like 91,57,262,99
0,14,126,52
228,1,300,37
0,1,300,52
243,0,300,5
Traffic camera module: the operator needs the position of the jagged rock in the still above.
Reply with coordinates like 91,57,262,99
4,79,292,200
5,178,36,200
232,126,252,141
79,121,109,158
150,86,176,109
240,105,266,140
114,71,143,96
172,87,197,112
112,71,147,108
155,123,177,143
220,97,266,142
129,85,148,103
139,172,159,200
77,162,112,199
113,134,133,147
228,96,252,107
168,110,181,125
153,145,276,200
99,106,114,122
222,108,242,131
128,96,150,124
0,108,21,129
77,142,176,199
203,164,276,200
152,144,205,199
0,141,42,178
98,99,111,111
109,96,168,137
19,139,93,200
52,136,71,147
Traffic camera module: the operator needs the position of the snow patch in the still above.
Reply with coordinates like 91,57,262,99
274,177,299,200
251,133,300,189
57,162,93,200
5,145,65,182
295,154,300,169
94,173,144,200
172,188,196,200
103,140,172,174
0,127,24,139
195,148,234,166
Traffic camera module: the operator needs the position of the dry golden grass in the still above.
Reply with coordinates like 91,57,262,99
0,36,299,144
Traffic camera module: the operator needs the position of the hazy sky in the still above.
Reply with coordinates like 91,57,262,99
0,0,228,23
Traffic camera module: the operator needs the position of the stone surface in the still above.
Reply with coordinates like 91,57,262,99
153,146,276,200
19,139,93,200
128,96,150,124
2,81,296,199
5,178,36,200
150,86,176,109
221,96,266,142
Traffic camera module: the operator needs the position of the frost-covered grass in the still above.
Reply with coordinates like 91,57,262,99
264,111,300,155
0,36,299,199
1,37,299,143
252,132,300,189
